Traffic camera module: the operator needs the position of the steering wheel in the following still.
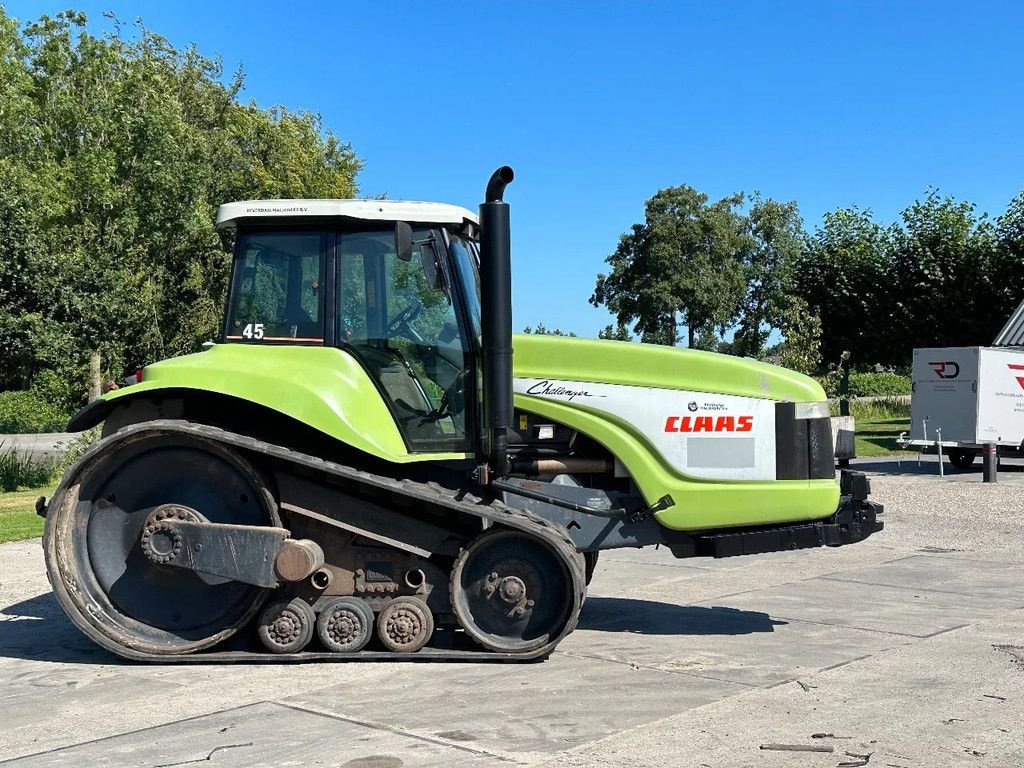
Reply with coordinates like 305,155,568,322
386,303,424,342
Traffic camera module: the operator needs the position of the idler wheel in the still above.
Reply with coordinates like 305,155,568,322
376,596,433,653
257,598,315,654
450,528,576,654
42,430,280,657
316,597,373,653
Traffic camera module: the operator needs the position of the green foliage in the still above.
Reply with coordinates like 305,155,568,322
773,297,823,375
0,445,57,492
54,427,102,478
795,190,1024,370
522,323,577,337
847,371,911,398
795,207,891,367
592,185,751,348
0,391,69,433
598,322,633,341
0,9,361,403
837,396,911,423
732,196,804,358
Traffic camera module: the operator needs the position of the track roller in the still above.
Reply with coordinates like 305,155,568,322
451,528,578,654
258,598,315,654
316,597,373,653
376,596,434,653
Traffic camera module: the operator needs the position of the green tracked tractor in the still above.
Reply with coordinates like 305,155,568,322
42,167,882,661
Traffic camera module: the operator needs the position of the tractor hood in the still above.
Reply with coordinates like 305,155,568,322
511,334,826,403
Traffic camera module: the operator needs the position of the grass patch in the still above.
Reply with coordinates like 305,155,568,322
0,485,55,543
854,418,914,457
0,444,57,492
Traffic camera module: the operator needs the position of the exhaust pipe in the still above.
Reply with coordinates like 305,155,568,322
480,166,515,479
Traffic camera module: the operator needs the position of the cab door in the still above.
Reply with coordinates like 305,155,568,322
337,228,474,453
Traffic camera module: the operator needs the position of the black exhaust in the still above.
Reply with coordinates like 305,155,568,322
480,166,515,479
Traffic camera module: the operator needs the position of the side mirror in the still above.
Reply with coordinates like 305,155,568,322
395,221,413,262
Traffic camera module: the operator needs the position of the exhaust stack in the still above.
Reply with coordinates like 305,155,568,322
480,166,515,479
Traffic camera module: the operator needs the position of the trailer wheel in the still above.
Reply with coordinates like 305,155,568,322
947,449,978,470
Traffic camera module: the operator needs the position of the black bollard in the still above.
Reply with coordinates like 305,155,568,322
983,443,998,483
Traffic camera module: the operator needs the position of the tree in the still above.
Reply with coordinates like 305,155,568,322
591,185,751,348
521,323,576,337
597,322,633,341
889,190,996,356
990,191,1024,332
0,9,361,409
732,196,804,359
795,207,891,368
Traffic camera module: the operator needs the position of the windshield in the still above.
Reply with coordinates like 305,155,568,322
224,231,325,343
448,234,480,337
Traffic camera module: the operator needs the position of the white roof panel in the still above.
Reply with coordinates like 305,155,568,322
216,199,478,229
994,297,1024,347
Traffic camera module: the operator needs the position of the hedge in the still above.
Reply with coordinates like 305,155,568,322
0,390,70,433
847,371,911,398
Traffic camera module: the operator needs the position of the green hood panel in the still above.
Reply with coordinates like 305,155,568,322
512,334,826,403
104,345,468,463
513,392,840,531
511,335,837,530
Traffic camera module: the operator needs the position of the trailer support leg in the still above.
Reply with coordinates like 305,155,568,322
983,443,998,483
936,429,944,478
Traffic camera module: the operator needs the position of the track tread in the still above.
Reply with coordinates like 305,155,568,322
47,420,586,663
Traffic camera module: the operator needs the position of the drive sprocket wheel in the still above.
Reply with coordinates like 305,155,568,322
451,528,578,655
43,429,279,657
316,597,373,653
376,596,434,653
258,598,315,654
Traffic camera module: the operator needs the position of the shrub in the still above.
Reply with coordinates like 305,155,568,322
849,397,911,422
847,371,911,398
53,427,102,479
0,445,56,492
0,390,70,434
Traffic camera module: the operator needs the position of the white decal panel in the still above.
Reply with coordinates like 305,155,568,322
515,378,777,481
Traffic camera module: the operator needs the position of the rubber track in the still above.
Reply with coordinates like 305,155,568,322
49,420,587,663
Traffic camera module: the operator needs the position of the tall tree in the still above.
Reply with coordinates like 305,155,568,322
890,190,995,355
981,190,1024,340
795,207,892,368
732,195,804,358
0,9,361,408
591,185,751,348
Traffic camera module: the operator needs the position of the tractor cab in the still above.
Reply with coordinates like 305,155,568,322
217,201,485,454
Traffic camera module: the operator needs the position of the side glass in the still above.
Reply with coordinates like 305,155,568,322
338,229,470,451
225,231,325,343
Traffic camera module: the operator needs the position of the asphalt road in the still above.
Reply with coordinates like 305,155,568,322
1,468,1023,767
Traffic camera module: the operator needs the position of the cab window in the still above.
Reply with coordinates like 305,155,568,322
225,231,326,343
338,229,470,451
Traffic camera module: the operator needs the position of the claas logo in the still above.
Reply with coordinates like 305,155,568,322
664,415,753,433
1009,363,1024,390
928,361,960,379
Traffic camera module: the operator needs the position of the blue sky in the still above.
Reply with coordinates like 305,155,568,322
5,1,1023,338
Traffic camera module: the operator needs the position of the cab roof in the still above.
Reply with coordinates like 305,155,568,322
216,199,479,229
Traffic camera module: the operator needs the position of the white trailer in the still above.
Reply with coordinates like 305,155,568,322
905,346,1024,468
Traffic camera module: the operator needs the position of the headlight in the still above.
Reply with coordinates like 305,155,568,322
794,401,831,420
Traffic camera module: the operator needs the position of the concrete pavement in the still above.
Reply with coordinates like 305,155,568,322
1,472,1022,767
0,434,74,464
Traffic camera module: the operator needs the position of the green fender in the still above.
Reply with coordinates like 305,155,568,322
101,344,470,464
